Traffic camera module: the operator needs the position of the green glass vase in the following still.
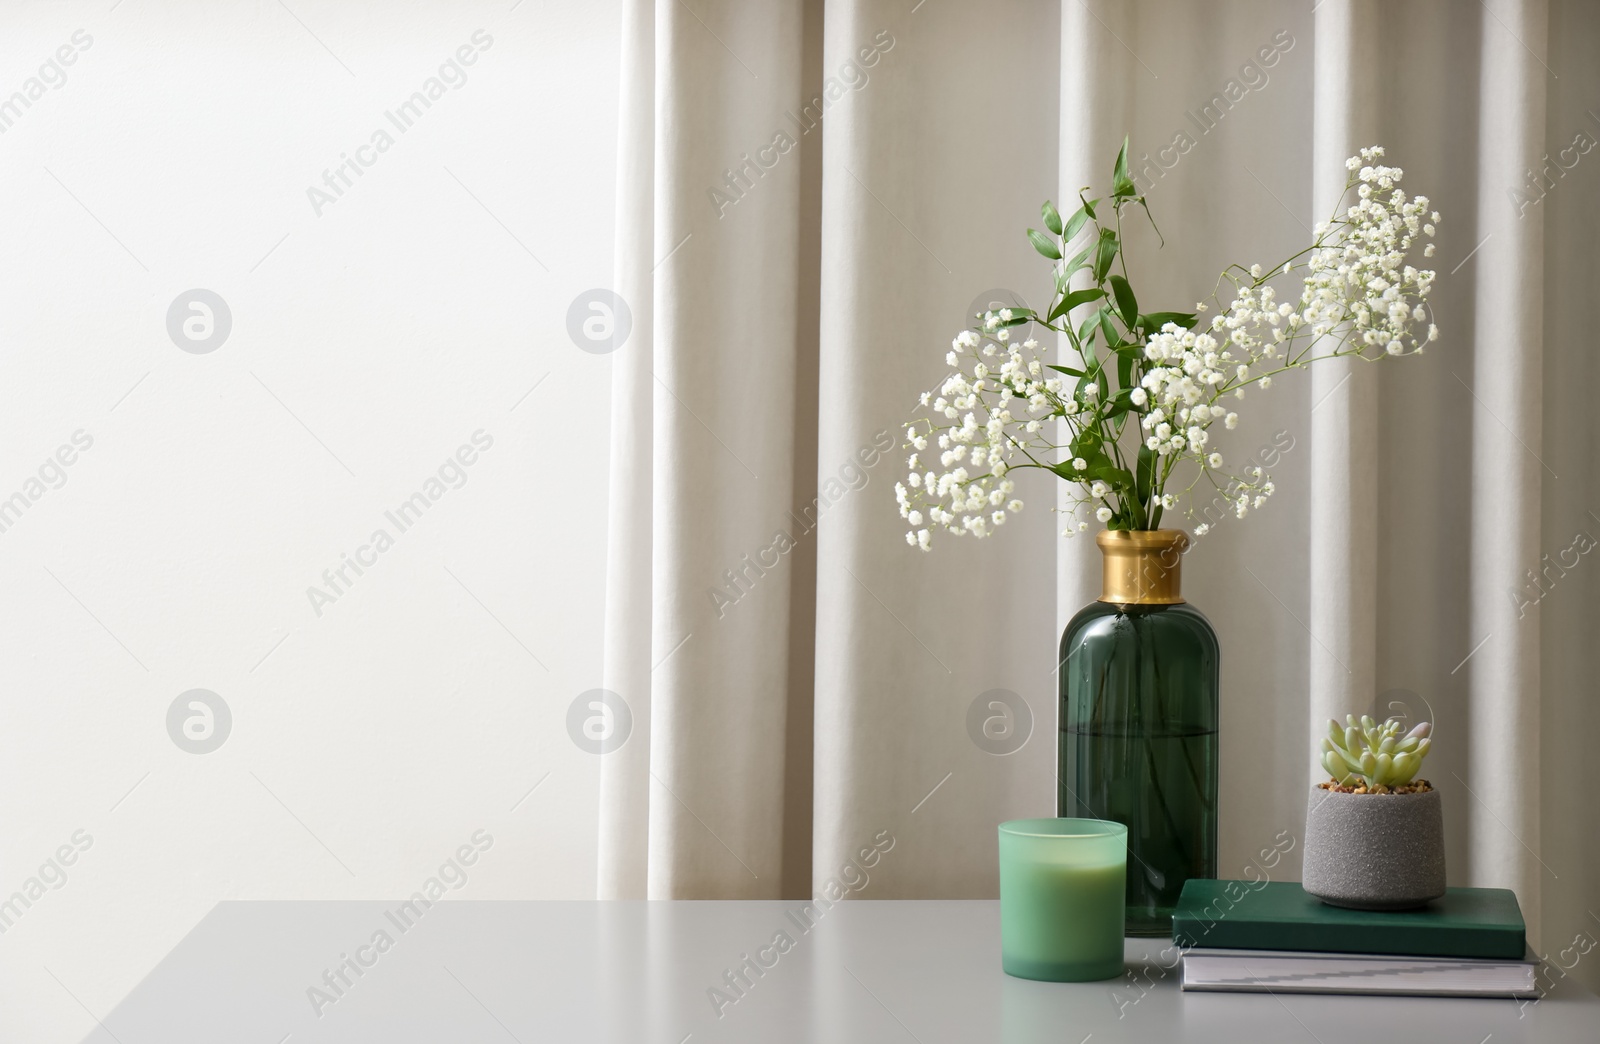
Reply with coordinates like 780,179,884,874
1057,529,1218,936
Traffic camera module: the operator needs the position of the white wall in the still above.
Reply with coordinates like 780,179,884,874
0,1,618,1039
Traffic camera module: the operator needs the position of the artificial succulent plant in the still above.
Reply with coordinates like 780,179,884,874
1321,715,1432,789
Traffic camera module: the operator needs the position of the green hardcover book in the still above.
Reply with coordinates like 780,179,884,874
1172,880,1526,960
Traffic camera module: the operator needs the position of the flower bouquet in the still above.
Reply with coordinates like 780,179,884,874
896,143,1438,547
898,141,1443,934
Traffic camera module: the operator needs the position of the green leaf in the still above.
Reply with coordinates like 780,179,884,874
1108,275,1138,329
1056,249,1093,293
1105,389,1133,420
1076,307,1105,348
1087,462,1134,490
1136,195,1165,247
1050,459,1089,482
1135,445,1157,506
1063,203,1092,243
1139,310,1198,332
1098,309,1123,350
1046,364,1086,378
1069,430,1104,459
1093,229,1118,283
1048,287,1105,322
1116,346,1133,390
1112,137,1137,198
1042,200,1063,236
1027,228,1061,260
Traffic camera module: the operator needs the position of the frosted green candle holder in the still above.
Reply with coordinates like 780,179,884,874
998,818,1127,982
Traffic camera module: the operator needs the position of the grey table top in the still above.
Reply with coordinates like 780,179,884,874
87,900,1597,1042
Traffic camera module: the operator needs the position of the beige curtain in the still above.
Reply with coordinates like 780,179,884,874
601,0,1599,984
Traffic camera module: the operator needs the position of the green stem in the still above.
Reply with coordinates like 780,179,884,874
1135,613,1193,877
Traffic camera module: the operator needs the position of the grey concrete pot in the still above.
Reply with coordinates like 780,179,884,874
1302,784,1446,910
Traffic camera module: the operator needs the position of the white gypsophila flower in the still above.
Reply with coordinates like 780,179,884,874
897,317,1068,545
1128,147,1437,536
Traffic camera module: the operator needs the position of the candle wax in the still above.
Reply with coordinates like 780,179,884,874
1000,857,1125,982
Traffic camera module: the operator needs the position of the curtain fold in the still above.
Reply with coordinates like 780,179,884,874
601,0,1596,985
1466,0,1548,931
811,0,1063,898
1307,0,1381,774
598,0,656,902
601,0,813,898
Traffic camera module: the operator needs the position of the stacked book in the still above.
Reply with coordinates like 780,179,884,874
1172,880,1538,998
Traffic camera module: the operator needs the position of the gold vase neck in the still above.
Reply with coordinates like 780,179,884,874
1096,529,1188,605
